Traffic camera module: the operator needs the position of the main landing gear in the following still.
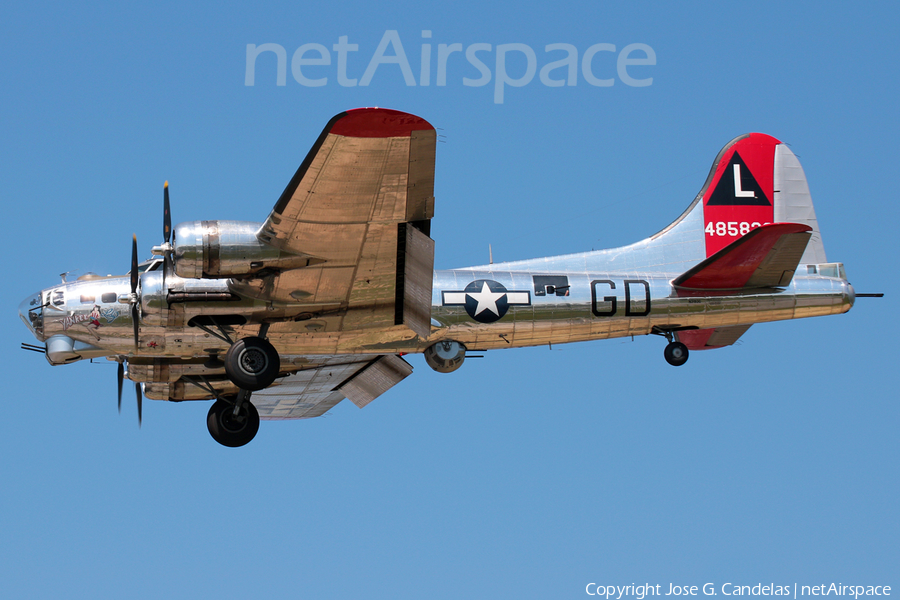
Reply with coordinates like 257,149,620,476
207,391,260,447
224,336,280,391
208,331,278,447
192,321,282,447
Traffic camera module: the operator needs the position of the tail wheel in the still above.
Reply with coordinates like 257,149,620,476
224,336,280,391
207,398,260,447
664,341,689,367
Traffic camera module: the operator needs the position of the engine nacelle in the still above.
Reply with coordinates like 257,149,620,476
173,220,312,279
424,340,466,373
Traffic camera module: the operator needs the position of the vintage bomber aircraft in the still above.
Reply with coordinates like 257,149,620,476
18,108,869,447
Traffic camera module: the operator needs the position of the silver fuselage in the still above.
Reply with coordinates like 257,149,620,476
19,260,853,363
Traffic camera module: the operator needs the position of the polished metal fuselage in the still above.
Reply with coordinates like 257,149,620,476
21,257,854,364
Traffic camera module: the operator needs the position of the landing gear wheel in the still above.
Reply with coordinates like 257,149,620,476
664,341,689,366
224,337,280,391
207,398,260,447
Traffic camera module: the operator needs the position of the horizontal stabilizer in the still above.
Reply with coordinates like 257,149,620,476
673,223,812,291
677,324,752,350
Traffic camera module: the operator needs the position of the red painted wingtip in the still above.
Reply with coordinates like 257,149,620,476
330,108,434,138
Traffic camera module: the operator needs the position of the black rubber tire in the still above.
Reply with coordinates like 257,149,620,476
664,341,689,367
207,398,260,448
224,337,280,391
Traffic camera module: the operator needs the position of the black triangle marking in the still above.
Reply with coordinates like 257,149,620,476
707,151,771,206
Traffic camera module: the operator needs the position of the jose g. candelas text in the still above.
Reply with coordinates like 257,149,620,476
585,583,892,599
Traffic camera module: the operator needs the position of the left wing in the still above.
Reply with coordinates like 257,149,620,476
251,354,413,419
247,108,436,338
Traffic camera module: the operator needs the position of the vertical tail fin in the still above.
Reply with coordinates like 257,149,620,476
677,133,826,263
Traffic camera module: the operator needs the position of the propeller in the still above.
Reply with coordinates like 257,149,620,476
135,382,143,427
153,181,174,295
163,181,171,243
117,361,124,413
116,360,142,426
130,234,140,347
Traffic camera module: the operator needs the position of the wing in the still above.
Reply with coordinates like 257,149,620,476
246,108,436,338
251,354,413,419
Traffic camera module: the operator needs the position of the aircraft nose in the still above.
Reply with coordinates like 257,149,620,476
18,292,44,340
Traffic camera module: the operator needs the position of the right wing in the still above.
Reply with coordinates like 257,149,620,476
251,354,413,419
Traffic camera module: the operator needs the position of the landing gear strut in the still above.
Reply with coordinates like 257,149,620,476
207,393,260,447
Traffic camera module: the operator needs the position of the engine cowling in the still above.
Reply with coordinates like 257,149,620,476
173,220,312,279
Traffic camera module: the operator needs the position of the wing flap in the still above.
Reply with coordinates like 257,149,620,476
251,353,411,419
673,223,812,291
338,354,413,408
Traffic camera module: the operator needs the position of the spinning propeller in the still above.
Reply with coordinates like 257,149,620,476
117,181,171,426
116,360,142,426
130,234,140,347
153,181,174,297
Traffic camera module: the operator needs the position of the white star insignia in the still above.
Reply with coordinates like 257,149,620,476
467,281,505,317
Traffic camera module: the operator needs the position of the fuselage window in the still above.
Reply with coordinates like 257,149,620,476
80,295,96,304
101,292,118,303
52,289,65,307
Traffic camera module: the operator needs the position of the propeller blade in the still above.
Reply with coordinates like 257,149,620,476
135,382,142,427
130,235,139,294
132,304,140,348
117,362,124,413
163,181,171,243
162,182,172,295
130,235,140,347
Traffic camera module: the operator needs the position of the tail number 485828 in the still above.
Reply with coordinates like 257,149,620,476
704,221,768,237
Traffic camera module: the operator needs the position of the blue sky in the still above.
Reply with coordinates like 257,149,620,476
2,2,897,598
